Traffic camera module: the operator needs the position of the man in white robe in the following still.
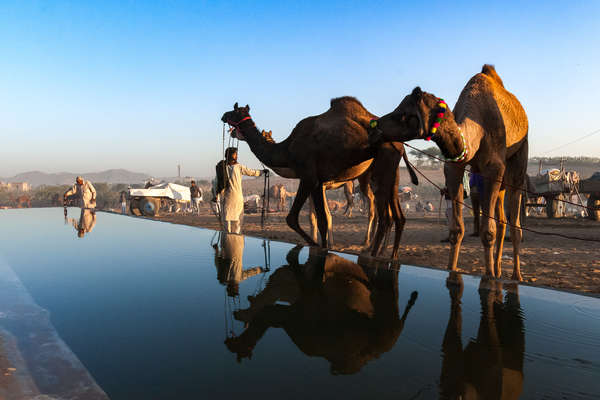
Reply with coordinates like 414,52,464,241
219,148,267,234
64,176,97,209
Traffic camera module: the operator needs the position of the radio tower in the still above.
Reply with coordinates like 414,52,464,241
178,164,181,179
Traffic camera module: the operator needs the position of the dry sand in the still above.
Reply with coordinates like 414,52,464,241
140,203,600,297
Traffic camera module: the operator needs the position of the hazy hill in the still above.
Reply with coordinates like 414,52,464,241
2,169,151,187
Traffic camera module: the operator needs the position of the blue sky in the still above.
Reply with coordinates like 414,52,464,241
1,1,599,178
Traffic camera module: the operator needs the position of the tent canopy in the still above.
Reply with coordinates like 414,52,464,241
129,182,191,202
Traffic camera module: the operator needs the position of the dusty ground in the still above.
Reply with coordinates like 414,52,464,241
137,203,600,297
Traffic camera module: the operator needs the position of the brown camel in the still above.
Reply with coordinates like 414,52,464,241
10,194,32,208
225,245,419,371
441,273,524,399
268,183,288,212
370,65,528,280
221,99,378,248
261,124,377,249
222,101,417,259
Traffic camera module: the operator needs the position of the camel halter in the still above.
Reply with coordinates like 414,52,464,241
427,98,447,141
430,98,468,163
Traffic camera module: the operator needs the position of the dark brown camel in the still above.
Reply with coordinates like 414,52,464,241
225,245,419,371
222,101,417,259
370,65,528,280
441,273,524,399
10,194,32,208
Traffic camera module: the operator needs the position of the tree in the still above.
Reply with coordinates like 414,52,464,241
422,146,443,168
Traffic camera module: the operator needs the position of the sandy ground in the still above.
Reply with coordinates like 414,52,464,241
135,202,600,297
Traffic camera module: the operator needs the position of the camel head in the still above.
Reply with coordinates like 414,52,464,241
221,102,252,140
261,129,275,143
368,87,443,145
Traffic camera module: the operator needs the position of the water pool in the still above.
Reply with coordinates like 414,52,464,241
0,208,598,399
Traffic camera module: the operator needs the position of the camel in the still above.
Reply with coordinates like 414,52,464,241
10,194,31,208
441,273,524,399
225,245,419,371
221,100,417,259
370,65,528,280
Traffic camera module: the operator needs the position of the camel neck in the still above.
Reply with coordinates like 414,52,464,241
239,122,291,171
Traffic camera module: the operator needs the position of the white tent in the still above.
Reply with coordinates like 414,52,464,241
129,182,191,202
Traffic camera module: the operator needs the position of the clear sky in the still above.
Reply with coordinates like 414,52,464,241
1,1,599,178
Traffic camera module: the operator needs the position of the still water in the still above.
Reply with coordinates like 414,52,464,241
0,208,599,399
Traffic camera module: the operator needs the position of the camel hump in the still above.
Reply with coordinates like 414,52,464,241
481,64,505,87
330,96,366,112
328,96,374,123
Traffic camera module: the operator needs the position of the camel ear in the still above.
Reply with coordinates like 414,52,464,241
245,104,250,111
234,102,238,110
411,87,423,100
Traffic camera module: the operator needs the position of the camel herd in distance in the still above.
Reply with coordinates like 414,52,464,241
221,64,529,281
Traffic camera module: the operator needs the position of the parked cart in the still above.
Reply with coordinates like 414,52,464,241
128,182,191,216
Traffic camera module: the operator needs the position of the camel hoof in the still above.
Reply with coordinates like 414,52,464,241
511,273,523,282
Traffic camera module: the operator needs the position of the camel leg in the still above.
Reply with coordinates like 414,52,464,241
286,179,318,246
493,190,507,278
308,197,318,243
324,191,334,246
370,194,391,257
445,164,466,271
359,174,375,246
343,181,353,218
506,189,523,281
310,184,330,248
309,191,333,246
478,163,505,277
391,195,406,260
504,140,527,281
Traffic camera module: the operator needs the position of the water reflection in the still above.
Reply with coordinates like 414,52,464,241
65,208,97,238
224,245,419,374
212,232,266,296
440,273,525,399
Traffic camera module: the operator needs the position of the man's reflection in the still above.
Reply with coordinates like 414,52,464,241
224,245,418,374
65,208,97,238
440,273,525,399
213,233,265,297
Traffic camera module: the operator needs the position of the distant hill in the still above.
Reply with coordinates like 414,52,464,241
2,169,151,187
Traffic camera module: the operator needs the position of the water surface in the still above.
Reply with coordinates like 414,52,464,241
0,208,598,399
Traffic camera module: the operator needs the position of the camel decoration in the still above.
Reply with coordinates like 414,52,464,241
370,65,528,279
441,273,524,399
222,100,417,259
224,245,419,372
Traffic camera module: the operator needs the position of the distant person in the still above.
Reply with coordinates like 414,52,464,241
425,201,434,213
215,147,267,234
119,190,128,214
416,200,424,213
190,180,203,215
64,176,96,209
210,176,222,220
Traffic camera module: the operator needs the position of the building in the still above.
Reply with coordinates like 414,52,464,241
0,182,31,192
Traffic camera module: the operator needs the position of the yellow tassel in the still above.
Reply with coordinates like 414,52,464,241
431,127,437,133
439,103,447,109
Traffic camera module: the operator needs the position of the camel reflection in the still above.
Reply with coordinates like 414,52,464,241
65,208,97,238
213,233,266,296
440,273,525,399
225,245,418,374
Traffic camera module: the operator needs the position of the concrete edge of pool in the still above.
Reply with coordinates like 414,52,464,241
104,210,600,300
0,258,109,400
